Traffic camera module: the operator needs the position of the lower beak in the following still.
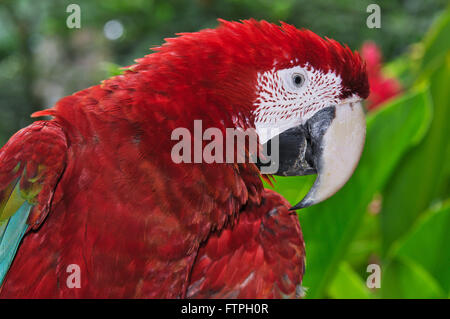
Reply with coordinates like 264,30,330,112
260,101,366,210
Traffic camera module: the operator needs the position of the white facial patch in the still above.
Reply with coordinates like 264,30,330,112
253,65,342,144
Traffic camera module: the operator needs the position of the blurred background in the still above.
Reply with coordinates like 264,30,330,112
0,0,448,298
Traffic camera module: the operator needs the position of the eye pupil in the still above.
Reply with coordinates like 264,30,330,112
292,74,304,87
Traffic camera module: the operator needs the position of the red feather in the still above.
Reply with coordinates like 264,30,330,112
187,190,305,298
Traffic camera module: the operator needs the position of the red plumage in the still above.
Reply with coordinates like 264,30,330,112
188,190,305,298
0,20,367,298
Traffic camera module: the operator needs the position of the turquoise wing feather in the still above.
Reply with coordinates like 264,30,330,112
0,176,32,285
0,121,67,286
0,199,32,285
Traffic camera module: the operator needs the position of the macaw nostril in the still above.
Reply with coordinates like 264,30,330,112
303,131,315,169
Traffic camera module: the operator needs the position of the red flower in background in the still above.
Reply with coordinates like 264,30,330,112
361,41,402,111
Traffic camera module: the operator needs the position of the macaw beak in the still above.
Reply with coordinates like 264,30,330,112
260,101,366,210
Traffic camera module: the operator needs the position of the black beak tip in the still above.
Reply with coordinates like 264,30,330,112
289,199,314,211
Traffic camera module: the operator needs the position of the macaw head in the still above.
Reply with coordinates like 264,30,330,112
245,21,370,209
136,19,369,210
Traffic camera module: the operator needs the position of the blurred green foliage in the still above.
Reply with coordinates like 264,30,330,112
0,0,449,299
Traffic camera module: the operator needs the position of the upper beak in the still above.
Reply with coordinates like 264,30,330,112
259,101,366,210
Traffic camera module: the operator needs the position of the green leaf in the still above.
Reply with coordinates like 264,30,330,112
344,209,381,269
381,257,445,299
418,7,450,76
327,262,372,299
269,88,432,298
263,175,315,206
390,200,450,293
380,41,450,253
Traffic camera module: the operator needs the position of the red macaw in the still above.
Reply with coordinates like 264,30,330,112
0,20,368,298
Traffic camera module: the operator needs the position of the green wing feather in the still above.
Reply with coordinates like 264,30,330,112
0,174,33,285
0,121,67,286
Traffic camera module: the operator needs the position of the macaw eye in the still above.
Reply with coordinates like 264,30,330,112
292,73,305,88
